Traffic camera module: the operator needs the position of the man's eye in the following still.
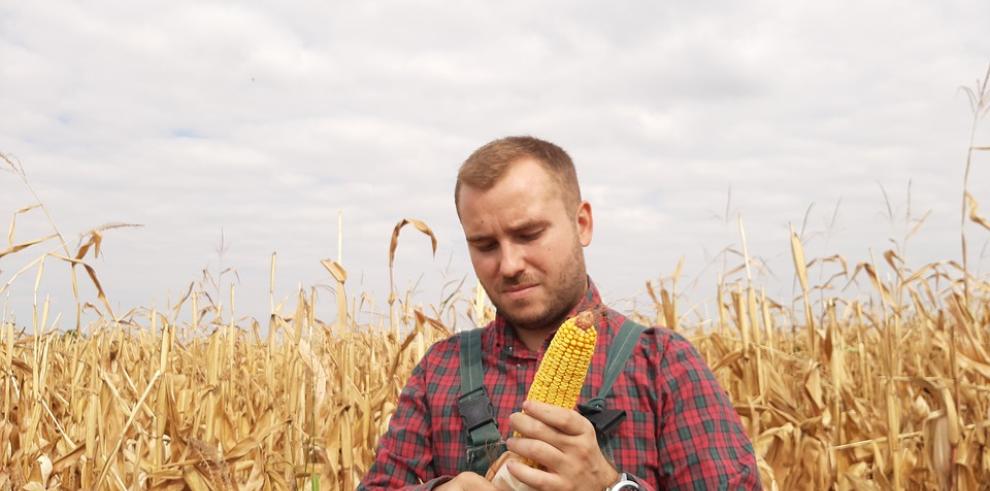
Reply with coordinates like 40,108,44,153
520,231,542,241
476,242,497,252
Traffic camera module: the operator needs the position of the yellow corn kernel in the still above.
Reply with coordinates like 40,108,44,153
526,310,597,409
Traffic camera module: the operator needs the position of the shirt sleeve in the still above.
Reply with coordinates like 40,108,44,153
655,332,762,490
358,352,451,490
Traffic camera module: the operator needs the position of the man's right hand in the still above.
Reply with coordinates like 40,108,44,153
435,472,497,490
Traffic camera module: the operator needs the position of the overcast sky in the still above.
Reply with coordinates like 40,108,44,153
2,0,989,331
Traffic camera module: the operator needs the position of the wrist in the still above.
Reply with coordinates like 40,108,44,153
604,471,642,491
601,466,620,490
428,475,454,490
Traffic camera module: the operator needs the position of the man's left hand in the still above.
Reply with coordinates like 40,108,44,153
505,400,620,491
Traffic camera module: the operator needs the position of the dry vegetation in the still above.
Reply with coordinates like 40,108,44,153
1,71,990,490
4,224,990,491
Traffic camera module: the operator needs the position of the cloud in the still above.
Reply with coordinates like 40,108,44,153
1,0,989,327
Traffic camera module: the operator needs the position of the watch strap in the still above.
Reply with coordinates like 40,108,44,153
605,472,641,491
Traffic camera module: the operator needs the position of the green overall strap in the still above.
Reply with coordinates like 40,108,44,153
457,329,506,474
577,318,646,441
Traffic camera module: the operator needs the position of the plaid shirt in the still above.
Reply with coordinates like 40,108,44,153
359,280,761,490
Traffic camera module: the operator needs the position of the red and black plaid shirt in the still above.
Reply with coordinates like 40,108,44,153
359,280,761,490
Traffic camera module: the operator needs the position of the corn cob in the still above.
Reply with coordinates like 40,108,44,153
487,311,598,489
525,310,598,409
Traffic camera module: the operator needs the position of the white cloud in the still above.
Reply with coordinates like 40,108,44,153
1,0,989,328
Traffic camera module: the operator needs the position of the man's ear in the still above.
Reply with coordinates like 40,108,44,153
576,201,593,247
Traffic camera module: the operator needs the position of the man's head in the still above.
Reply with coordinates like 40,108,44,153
455,136,593,332
455,136,581,217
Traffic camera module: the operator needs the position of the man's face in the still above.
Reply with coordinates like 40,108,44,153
458,158,593,331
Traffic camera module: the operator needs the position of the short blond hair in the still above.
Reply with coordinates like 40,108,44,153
454,136,581,214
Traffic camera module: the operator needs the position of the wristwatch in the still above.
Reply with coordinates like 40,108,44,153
605,472,641,491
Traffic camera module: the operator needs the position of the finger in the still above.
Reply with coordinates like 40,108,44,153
509,410,566,446
506,436,565,469
506,459,568,491
522,400,592,436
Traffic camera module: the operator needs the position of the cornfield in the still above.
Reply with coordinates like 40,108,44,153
2,71,990,491
3,224,990,491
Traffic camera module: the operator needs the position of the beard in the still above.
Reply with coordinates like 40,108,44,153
491,244,588,332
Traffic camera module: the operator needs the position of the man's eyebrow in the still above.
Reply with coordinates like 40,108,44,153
510,220,549,233
465,220,549,243
466,234,492,243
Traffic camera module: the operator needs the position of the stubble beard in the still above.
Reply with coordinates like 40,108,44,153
493,244,587,332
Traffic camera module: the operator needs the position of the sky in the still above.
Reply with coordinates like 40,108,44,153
1,0,989,331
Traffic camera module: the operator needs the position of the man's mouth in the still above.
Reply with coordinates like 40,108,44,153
502,284,537,299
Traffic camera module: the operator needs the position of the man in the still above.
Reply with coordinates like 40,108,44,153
359,137,761,490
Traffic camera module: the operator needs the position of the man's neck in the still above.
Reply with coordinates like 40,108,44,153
515,324,558,352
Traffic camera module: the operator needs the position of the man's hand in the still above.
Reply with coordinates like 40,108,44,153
435,471,498,491
505,400,620,491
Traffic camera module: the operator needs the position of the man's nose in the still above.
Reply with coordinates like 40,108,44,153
498,243,526,279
